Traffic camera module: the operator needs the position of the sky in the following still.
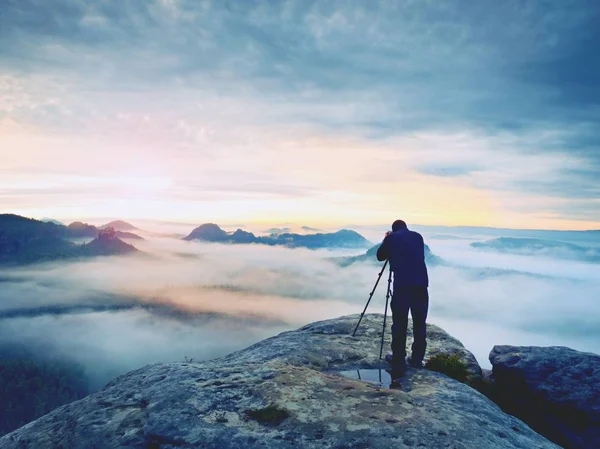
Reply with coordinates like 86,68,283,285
1,0,599,229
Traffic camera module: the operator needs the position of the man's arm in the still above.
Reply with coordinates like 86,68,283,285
376,233,391,261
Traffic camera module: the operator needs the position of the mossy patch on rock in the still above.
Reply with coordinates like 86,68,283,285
245,404,290,426
426,353,469,382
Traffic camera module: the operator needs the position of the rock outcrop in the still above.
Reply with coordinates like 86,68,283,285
79,228,139,256
490,345,600,449
0,315,557,449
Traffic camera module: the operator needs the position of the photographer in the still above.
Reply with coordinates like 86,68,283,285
376,220,429,377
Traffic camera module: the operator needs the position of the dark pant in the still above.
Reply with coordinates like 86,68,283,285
390,286,429,365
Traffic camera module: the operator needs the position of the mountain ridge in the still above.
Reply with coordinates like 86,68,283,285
335,243,444,267
184,223,371,249
68,221,143,240
100,220,139,231
471,237,600,263
0,215,139,264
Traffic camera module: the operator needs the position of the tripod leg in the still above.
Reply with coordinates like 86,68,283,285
352,260,388,336
379,266,393,360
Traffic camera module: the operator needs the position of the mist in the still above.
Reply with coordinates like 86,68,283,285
1,222,599,391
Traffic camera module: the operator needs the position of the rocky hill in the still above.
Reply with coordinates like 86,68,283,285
0,215,139,264
184,223,229,242
184,224,371,249
79,228,139,257
333,241,556,281
0,315,558,449
100,220,139,232
66,221,99,238
0,215,77,264
41,218,64,226
490,345,600,449
68,221,143,240
471,237,600,263
335,243,444,267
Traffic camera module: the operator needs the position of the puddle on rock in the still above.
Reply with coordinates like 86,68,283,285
339,369,402,389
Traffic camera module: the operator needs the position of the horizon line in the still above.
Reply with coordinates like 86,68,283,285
3,212,599,234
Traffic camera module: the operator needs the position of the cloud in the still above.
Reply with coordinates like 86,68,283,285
0,227,599,392
417,165,482,178
3,1,598,126
1,0,598,225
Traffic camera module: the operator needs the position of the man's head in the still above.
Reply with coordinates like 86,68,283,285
392,219,407,232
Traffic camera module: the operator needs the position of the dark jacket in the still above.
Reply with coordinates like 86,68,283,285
376,228,429,288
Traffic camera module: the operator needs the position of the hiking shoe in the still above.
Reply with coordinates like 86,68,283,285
407,357,424,369
385,365,406,379
391,365,406,379
385,354,407,377
390,378,403,389
386,353,407,367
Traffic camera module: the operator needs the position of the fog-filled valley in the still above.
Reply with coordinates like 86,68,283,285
1,217,599,435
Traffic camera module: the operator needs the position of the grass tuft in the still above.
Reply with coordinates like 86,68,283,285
245,404,290,426
425,353,469,383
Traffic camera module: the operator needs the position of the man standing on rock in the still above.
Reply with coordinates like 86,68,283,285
376,219,429,377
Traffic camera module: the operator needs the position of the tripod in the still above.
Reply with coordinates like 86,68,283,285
352,261,393,361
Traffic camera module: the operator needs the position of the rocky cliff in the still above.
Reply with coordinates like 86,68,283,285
490,345,600,449
0,315,557,449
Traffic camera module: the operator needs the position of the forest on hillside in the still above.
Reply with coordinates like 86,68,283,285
0,345,90,436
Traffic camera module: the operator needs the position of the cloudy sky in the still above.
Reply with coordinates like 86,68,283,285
1,0,599,229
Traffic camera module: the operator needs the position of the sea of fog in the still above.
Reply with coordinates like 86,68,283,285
1,221,599,390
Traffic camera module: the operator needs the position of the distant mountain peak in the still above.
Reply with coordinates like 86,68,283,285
232,228,253,236
100,220,139,231
471,236,600,263
334,229,361,236
68,221,93,229
335,242,443,267
198,223,224,231
183,223,228,242
81,228,138,256
65,221,143,240
184,223,371,249
98,227,118,241
41,218,64,226
0,214,139,264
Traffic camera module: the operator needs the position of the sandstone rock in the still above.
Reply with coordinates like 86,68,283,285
490,345,600,449
223,313,483,381
0,315,557,449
